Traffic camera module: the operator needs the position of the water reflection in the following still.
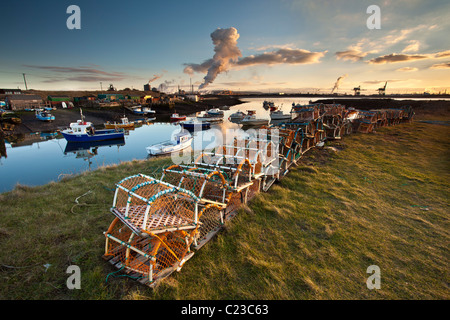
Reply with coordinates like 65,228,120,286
64,138,126,169
0,97,324,192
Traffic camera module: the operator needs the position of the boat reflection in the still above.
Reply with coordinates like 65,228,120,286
64,138,126,167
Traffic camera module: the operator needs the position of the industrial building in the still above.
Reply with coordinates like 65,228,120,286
47,95,71,106
0,88,22,95
5,94,47,110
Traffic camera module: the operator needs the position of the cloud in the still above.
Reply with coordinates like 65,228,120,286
23,64,127,82
335,49,368,62
368,53,429,64
362,79,405,84
183,27,326,89
236,48,326,67
435,50,450,58
430,62,450,69
402,40,420,53
396,67,418,72
367,50,450,64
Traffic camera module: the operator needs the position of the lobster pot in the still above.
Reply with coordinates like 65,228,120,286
225,190,245,215
104,218,194,285
194,204,224,249
111,174,199,234
246,179,261,201
161,165,229,205
104,174,201,285
194,152,253,190
291,104,321,121
400,106,414,123
323,109,344,139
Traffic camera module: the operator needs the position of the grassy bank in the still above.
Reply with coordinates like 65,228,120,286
0,120,449,300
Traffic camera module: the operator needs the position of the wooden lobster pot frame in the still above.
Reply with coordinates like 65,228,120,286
161,165,229,206
283,120,320,154
322,105,346,140
104,174,202,285
104,218,195,287
291,104,321,121
193,151,255,216
159,165,230,250
400,105,414,123
370,110,388,128
356,111,377,133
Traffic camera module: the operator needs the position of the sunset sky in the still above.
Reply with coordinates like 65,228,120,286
1,0,449,94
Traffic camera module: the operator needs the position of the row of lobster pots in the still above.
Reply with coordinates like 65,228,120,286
102,103,415,287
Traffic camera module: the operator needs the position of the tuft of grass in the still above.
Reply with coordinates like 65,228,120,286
0,120,448,300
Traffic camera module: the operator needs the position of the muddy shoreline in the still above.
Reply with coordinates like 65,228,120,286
3,97,449,135
4,96,245,135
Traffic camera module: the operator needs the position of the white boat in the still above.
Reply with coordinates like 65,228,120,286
241,111,269,126
228,110,246,122
132,105,155,115
263,100,275,110
196,111,223,123
270,110,291,120
206,108,224,117
146,131,193,155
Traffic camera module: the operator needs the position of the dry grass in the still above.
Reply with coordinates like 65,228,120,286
0,120,448,300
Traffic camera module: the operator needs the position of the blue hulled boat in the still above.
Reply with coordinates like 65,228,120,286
180,120,211,130
61,109,124,142
36,110,55,122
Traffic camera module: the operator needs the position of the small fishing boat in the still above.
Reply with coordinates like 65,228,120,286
35,110,55,122
180,120,211,130
61,109,124,142
270,110,291,120
170,113,187,122
132,105,156,115
206,108,224,117
228,110,246,122
196,111,223,123
241,111,269,126
146,130,193,155
104,116,135,129
263,100,275,110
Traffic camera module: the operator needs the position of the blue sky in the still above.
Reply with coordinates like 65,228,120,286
1,0,449,94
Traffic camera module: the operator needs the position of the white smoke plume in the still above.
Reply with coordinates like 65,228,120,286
199,27,242,89
184,27,326,90
148,74,162,83
331,74,348,93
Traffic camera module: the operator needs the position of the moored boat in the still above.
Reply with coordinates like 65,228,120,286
228,110,246,123
206,108,224,117
131,105,155,115
180,120,211,130
61,109,124,142
270,110,291,120
35,110,55,122
146,130,193,155
263,100,275,110
104,116,135,129
171,113,187,122
241,111,269,126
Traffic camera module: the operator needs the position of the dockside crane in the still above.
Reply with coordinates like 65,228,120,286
378,82,387,95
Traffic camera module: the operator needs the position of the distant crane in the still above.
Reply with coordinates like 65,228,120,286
378,82,387,95
353,85,368,96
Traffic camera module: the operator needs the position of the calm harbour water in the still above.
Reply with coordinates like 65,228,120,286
0,96,446,193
